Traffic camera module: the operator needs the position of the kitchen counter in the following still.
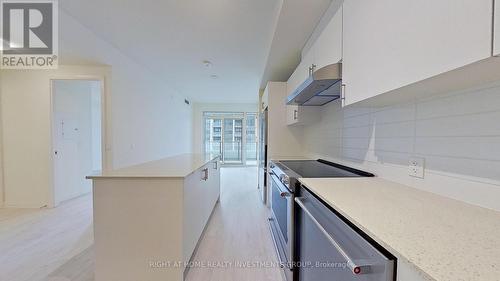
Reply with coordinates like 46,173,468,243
298,177,500,281
87,153,220,179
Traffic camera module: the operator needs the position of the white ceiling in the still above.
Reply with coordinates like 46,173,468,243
59,0,332,104
259,0,333,89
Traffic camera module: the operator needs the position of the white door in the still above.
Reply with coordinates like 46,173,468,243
53,113,82,205
52,80,102,205
342,0,492,106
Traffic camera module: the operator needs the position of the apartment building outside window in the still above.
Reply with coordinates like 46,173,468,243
203,112,258,165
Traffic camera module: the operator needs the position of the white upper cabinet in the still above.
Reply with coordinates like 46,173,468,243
287,48,314,98
287,62,305,98
296,47,314,81
313,6,343,70
342,0,493,106
287,6,343,99
494,0,500,56
261,84,269,110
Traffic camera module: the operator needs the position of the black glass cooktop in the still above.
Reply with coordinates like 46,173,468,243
278,160,374,178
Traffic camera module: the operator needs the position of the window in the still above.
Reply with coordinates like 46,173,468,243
203,111,258,165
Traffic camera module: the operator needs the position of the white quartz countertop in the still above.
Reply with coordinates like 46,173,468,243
87,153,220,179
298,177,500,281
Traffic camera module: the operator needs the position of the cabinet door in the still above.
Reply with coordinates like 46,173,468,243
494,0,500,56
286,105,320,126
287,55,314,97
262,86,269,110
183,161,220,262
207,159,220,205
287,65,303,98
183,166,208,263
286,105,299,125
342,0,492,106
301,48,314,77
313,6,343,70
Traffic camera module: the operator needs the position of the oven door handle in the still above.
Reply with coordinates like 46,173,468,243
269,171,291,197
295,197,372,275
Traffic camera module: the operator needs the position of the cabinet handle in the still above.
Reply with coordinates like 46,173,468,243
341,84,346,106
202,168,209,181
213,161,218,170
293,109,298,120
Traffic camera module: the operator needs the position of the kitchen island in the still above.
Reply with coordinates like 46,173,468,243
87,153,221,281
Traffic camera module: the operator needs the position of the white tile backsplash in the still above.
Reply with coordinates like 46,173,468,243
416,85,500,119
301,82,500,211
374,121,416,138
414,136,500,161
371,103,416,124
373,137,414,154
415,111,500,137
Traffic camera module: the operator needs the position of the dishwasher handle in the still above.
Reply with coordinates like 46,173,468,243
295,197,372,275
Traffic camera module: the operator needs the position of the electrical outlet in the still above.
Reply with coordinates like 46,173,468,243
408,157,425,178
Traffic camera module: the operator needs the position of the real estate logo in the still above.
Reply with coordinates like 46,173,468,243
0,0,58,69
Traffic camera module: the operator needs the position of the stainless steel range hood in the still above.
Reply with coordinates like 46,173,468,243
286,63,342,106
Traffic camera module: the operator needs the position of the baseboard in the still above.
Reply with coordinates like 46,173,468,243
56,191,93,206
4,202,48,209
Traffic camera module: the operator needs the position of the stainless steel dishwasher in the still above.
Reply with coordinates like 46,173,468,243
295,187,396,281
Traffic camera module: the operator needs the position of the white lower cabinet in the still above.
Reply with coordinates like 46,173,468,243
183,158,220,265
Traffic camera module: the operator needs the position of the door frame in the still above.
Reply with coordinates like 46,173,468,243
48,75,108,207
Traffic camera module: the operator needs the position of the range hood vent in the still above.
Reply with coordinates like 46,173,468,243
286,63,342,106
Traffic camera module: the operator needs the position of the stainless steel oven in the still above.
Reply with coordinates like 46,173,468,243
268,166,294,281
268,159,375,281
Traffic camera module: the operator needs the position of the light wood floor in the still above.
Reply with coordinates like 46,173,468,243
0,167,283,281
185,167,283,281
0,194,94,281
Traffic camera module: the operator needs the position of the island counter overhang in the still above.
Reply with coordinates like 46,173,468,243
87,153,221,281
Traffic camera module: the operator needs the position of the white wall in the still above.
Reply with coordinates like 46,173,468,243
0,11,193,208
58,10,193,169
53,80,97,204
1,66,110,208
301,81,500,211
192,103,258,154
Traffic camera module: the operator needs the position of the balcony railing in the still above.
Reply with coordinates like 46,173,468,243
205,141,257,164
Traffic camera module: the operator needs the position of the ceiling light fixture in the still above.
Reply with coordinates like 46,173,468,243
203,60,213,68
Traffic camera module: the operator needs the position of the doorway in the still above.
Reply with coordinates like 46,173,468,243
51,79,103,206
203,112,257,166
